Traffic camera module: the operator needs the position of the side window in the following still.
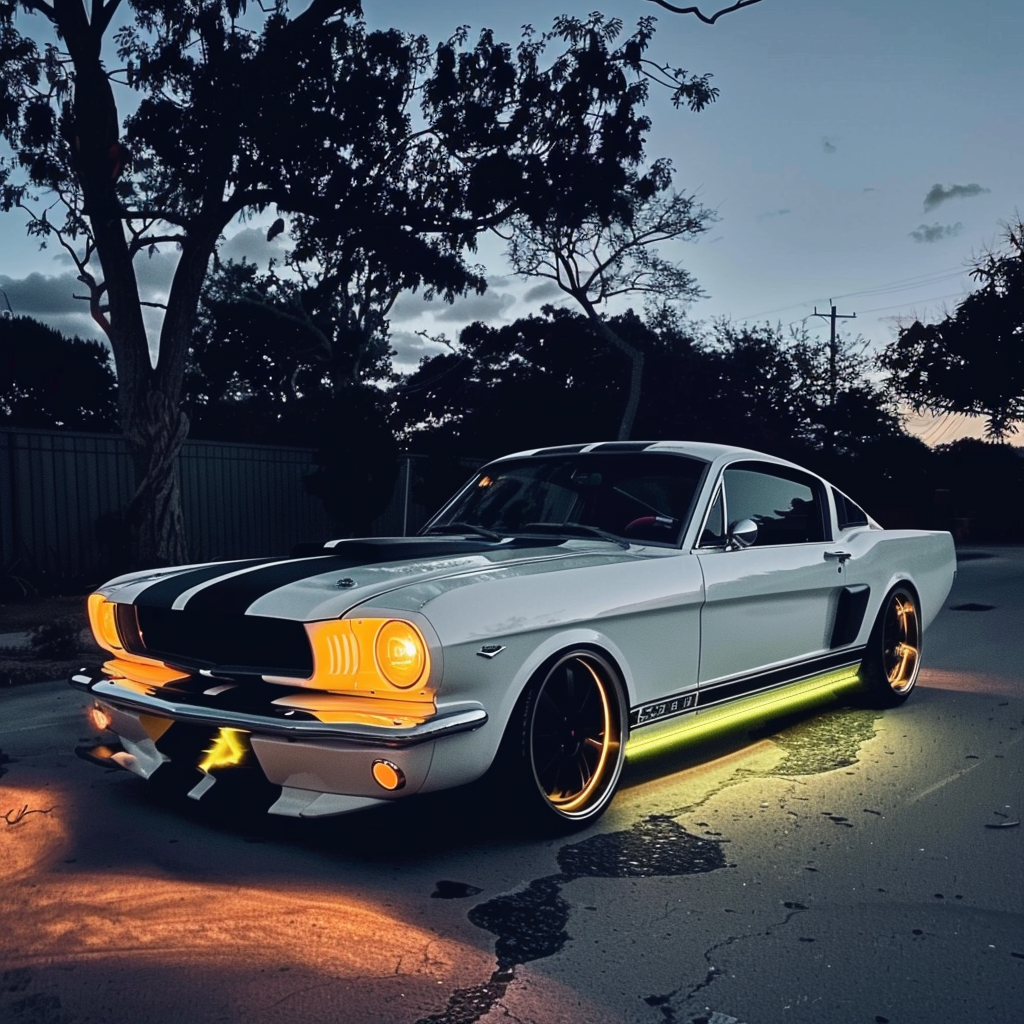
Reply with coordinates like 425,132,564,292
832,488,869,530
698,486,725,547
723,466,826,545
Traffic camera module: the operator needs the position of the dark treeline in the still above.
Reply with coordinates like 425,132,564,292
4,307,1021,541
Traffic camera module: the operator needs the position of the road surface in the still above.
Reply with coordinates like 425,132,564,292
1,546,1021,1024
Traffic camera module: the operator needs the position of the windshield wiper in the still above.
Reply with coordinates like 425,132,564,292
518,522,629,549
425,522,503,541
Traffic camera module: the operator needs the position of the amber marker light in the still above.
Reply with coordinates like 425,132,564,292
371,759,406,791
198,728,248,774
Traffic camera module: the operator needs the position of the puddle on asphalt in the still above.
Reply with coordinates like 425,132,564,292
417,816,725,1024
764,706,879,776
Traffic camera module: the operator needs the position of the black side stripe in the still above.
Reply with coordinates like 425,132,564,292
629,647,865,729
168,539,507,615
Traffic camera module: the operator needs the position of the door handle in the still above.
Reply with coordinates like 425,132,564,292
824,550,852,564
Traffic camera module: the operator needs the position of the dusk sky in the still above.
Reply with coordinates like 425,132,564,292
2,0,1021,444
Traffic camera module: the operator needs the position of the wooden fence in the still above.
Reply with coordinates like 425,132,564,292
0,427,473,583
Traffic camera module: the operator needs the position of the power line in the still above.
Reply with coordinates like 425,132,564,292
735,264,969,322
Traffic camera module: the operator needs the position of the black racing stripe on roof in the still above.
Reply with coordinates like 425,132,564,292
588,441,656,452
132,557,281,609
179,538,505,615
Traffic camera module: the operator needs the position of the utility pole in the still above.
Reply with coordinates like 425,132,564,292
811,301,856,455
811,301,856,410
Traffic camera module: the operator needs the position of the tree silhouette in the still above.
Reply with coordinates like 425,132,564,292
879,221,1024,439
504,158,714,440
0,315,118,430
1,2,696,566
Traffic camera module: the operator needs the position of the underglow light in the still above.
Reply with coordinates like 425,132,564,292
626,666,863,762
198,728,248,774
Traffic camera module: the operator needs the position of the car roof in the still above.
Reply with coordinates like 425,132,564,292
490,440,805,472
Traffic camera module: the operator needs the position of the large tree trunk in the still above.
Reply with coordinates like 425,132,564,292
578,300,645,441
124,393,190,567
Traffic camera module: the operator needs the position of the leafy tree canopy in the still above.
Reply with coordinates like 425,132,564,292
0,0,711,565
0,314,118,429
879,221,1024,439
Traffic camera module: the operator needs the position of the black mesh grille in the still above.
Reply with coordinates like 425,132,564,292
129,606,313,676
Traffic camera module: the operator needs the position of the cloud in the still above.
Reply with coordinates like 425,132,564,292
388,329,452,373
389,291,437,324
433,290,516,323
862,187,877,193
909,222,964,244
758,208,791,220
0,272,85,314
922,182,990,211
218,225,289,267
821,137,837,154
523,280,563,303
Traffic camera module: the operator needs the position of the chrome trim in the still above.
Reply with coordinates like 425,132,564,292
76,676,487,748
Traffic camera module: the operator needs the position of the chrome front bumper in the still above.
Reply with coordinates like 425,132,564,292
70,669,487,747
70,668,489,817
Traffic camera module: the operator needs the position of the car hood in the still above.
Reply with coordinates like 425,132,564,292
100,536,644,621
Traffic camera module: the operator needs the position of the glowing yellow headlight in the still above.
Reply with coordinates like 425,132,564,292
88,593,123,653
304,617,432,697
374,620,428,689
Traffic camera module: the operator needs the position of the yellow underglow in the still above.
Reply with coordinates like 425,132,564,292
197,728,248,774
304,618,432,700
626,666,863,762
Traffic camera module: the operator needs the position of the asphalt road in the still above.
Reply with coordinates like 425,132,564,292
1,547,1021,1024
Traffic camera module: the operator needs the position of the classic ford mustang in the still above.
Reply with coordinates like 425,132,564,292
72,441,956,829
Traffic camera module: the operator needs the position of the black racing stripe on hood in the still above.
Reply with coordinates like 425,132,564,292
177,538,510,615
131,557,280,609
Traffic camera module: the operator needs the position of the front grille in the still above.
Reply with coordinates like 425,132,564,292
123,605,313,676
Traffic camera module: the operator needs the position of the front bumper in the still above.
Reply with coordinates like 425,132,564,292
70,667,487,817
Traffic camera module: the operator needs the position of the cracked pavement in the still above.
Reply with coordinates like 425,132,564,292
1,546,1021,1023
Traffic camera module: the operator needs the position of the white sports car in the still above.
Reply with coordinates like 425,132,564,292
72,441,956,829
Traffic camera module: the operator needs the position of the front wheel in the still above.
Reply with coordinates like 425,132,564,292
504,649,628,831
862,585,922,706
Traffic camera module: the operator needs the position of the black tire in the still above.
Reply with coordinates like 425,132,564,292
503,649,628,832
862,584,922,706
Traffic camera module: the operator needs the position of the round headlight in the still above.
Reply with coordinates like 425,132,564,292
374,620,427,689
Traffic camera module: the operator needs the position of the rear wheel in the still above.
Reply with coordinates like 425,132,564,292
862,585,921,705
506,649,627,831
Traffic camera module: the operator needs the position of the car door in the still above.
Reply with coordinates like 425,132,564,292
695,462,842,685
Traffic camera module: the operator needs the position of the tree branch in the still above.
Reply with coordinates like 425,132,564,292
641,0,766,25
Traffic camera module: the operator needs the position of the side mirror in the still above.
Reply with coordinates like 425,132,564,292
727,518,757,550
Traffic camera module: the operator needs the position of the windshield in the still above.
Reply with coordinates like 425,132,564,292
425,452,707,547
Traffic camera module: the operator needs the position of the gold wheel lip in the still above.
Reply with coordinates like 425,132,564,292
883,593,921,694
530,654,623,817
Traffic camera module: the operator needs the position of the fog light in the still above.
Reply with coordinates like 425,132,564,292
88,704,113,732
371,759,406,791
